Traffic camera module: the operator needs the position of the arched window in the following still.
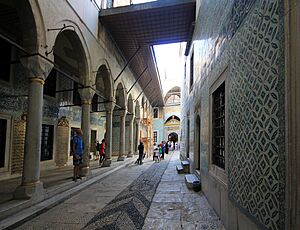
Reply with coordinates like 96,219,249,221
153,108,158,118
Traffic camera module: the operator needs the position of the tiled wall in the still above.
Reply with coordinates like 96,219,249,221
181,0,285,229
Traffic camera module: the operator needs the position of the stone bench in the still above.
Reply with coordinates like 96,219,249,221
185,174,201,191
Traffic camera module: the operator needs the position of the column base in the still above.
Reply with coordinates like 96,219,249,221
80,165,91,177
102,159,112,167
14,181,44,201
127,152,133,158
117,156,125,161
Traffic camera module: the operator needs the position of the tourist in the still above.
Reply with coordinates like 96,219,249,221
138,140,144,165
72,128,83,182
99,139,106,164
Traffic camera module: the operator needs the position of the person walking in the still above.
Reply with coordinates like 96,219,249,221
72,128,83,182
99,139,106,164
161,141,165,160
138,140,144,165
165,140,169,155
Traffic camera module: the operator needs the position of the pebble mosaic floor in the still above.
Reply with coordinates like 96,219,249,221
16,151,225,230
83,160,168,230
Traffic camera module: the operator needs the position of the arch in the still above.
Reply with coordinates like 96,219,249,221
127,94,134,114
54,29,88,81
164,86,181,104
115,82,127,109
95,64,113,100
49,20,91,82
135,100,140,119
0,1,45,53
168,132,178,143
165,115,180,124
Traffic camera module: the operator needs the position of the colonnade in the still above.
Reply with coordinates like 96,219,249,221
13,56,144,200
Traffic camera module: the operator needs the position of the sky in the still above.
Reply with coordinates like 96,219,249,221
153,43,185,95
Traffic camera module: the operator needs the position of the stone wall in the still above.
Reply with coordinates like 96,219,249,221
181,0,285,229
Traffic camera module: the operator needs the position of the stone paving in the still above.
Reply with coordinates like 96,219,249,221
15,151,225,230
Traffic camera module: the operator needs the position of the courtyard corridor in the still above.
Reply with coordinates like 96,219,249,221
12,151,224,230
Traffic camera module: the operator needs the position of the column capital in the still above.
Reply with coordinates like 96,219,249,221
105,99,115,112
79,87,94,102
20,55,53,80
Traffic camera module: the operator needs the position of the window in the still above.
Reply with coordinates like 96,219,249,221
212,82,225,169
0,37,11,82
153,108,158,118
73,82,81,106
0,119,7,168
41,124,54,161
189,52,194,92
91,94,99,112
44,69,57,97
153,131,158,143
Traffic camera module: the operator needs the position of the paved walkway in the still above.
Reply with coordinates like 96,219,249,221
11,151,225,230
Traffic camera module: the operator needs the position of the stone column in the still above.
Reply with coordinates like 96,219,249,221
135,118,141,154
127,114,134,158
79,87,94,176
118,109,127,161
14,56,52,200
102,101,115,167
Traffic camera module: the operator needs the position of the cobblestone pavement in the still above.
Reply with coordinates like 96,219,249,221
16,151,225,230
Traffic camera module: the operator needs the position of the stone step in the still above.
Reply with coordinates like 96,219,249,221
181,160,190,167
185,174,201,191
181,160,190,173
176,165,184,173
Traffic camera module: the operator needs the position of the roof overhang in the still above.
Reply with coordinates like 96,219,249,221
99,0,196,107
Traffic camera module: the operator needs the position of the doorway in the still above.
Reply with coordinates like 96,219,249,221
195,115,200,170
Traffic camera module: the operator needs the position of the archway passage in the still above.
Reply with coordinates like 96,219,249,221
168,132,178,143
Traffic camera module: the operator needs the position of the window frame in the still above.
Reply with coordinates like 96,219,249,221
153,108,158,118
40,124,54,161
189,51,194,93
208,67,228,185
153,130,158,143
0,114,11,172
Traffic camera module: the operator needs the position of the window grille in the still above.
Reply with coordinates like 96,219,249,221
0,119,7,167
153,131,158,143
212,82,225,169
189,52,194,92
41,124,54,161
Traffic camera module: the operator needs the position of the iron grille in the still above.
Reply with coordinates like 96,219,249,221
212,82,225,169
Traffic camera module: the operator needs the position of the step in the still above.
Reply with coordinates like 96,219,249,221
185,174,201,191
181,160,190,173
181,160,190,167
176,165,184,173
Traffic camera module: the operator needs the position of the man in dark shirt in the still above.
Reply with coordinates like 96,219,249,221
138,140,144,165
72,128,83,181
